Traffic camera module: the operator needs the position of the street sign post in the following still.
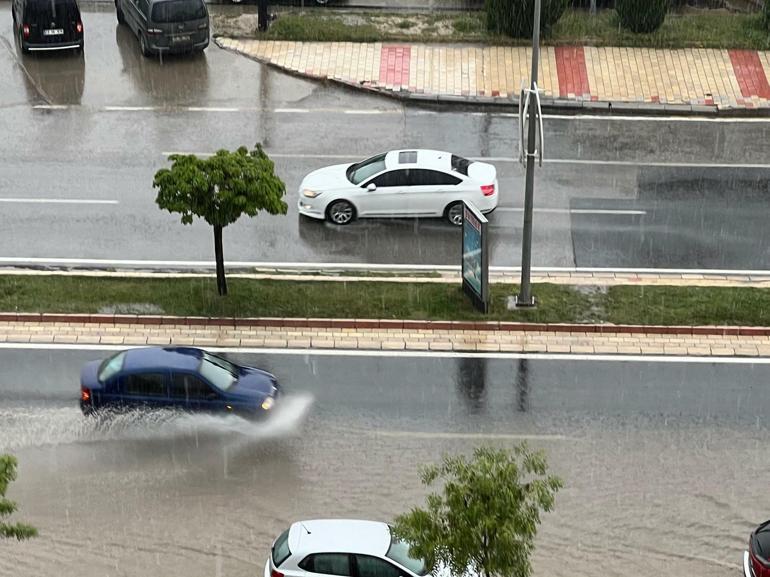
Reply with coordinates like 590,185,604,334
461,201,489,314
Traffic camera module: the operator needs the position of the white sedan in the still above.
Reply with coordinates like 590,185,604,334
297,149,498,226
266,519,430,577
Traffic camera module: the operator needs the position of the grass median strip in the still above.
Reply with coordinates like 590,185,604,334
2,275,770,326
213,8,770,50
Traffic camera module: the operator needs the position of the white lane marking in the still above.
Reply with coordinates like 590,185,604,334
0,198,118,205
537,114,770,123
28,104,770,123
344,109,391,115
0,258,769,277
187,106,239,112
331,426,574,441
496,208,647,215
0,342,768,364
104,106,156,111
160,151,770,169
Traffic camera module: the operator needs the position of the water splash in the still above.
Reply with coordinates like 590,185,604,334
0,393,314,452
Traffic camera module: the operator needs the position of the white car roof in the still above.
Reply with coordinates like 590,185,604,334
289,519,391,557
384,149,456,172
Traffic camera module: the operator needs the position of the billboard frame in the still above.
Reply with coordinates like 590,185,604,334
461,201,489,313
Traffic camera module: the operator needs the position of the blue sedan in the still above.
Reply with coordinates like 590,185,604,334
80,347,280,418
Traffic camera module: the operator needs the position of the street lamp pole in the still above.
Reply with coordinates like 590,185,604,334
514,0,542,308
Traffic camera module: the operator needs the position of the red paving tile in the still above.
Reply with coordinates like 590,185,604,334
729,50,770,99
379,45,411,87
555,46,590,98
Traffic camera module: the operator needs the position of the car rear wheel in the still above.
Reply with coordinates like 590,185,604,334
140,34,151,57
327,200,355,225
445,202,464,226
18,28,29,54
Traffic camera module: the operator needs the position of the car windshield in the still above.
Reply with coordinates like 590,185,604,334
347,153,387,185
97,351,127,383
386,533,428,576
151,0,206,23
198,352,238,391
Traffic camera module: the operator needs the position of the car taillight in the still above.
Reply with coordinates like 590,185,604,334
481,184,495,197
22,24,30,39
271,571,284,577
76,21,83,33
81,386,91,402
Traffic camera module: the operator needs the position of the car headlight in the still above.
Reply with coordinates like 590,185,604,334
261,397,275,411
302,189,322,198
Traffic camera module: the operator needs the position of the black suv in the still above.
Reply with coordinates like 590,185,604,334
115,0,209,57
12,0,84,54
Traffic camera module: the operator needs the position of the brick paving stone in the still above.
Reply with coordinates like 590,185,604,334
124,336,149,345
429,341,452,351
287,339,312,348
312,339,336,348
382,340,406,350
405,340,429,350
357,340,382,350
147,336,172,345
53,334,78,343
617,346,642,354
100,336,125,345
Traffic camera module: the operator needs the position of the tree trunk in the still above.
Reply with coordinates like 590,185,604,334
590,0,597,15
257,0,269,31
213,225,228,296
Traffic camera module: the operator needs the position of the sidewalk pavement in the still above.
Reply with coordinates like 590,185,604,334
2,314,770,357
215,38,770,112
2,268,770,357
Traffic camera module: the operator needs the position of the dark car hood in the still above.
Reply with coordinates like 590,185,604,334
230,367,277,396
80,360,101,389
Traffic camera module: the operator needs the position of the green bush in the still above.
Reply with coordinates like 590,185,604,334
486,0,569,38
764,0,770,30
615,0,668,33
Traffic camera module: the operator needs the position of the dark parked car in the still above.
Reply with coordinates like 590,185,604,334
80,347,280,418
115,0,209,57
12,0,83,54
745,520,770,577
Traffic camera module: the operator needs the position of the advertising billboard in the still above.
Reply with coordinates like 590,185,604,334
461,201,489,313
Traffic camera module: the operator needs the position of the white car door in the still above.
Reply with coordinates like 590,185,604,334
299,553,353,577
406,169,464,216
360,169,411,216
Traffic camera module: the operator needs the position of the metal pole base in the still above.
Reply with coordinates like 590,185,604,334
508,295,537,310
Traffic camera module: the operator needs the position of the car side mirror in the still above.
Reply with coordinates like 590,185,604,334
367,183,377,192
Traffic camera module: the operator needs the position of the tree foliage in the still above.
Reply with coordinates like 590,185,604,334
0,455,37,541
154,145,287,295
392,445,562,577
615,0,668,33
486,0,569,38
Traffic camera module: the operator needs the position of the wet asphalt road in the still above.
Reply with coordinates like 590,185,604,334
0,347,768,577
2,4,770,270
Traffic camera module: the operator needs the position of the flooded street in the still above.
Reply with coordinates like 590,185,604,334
0,349,763,576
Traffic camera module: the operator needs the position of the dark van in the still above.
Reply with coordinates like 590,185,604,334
12,0,84,54
115,0,209,57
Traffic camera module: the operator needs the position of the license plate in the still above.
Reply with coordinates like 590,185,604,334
43,28,64,36
172,35,190,42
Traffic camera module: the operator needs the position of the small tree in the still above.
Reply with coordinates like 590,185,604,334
1,455,37,540
154,145,287,296
615,0,668,33
486,0,568,38
392,445,562,577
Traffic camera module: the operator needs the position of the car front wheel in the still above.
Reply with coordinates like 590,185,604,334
326,200,355,225
445,202,463,226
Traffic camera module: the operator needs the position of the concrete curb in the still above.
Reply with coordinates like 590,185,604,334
3,312,769,337
213,38,770,118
